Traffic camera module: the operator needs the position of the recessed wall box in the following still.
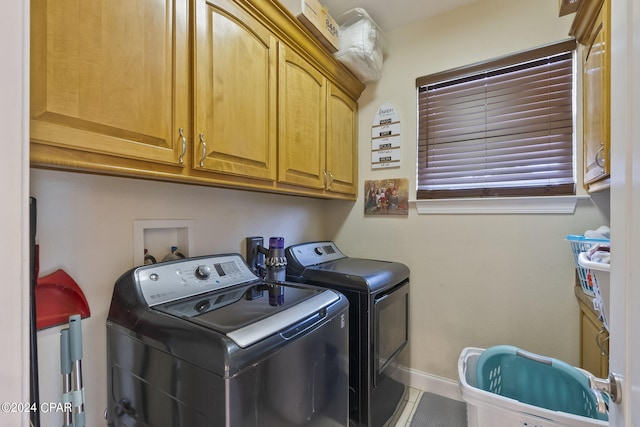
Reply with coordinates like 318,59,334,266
133,220,195,266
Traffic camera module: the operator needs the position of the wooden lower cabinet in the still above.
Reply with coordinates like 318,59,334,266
578,297,609,378
30,0,364,200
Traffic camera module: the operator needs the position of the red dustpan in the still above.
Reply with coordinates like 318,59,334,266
35,269,90,330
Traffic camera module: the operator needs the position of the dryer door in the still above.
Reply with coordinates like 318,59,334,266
373,280,409,386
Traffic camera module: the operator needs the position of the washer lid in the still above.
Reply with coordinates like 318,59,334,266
154,283,339,348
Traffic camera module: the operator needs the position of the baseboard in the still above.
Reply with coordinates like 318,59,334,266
391,364,463,402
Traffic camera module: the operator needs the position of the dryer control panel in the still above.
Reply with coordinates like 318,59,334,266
135,254,259,306
285,241,346,267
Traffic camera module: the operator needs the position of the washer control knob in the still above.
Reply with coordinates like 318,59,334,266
314,247,323,255
194,265,211,281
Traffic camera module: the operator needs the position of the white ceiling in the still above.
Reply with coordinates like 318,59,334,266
321,0,481,32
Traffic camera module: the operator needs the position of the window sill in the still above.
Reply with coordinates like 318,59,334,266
412,195,590,215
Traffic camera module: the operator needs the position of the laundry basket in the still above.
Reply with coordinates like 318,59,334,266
459,346,609,427
578,252,611,331
565,235,610,296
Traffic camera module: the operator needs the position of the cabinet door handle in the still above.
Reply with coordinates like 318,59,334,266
327,171,334,190
199,133,207,167
595,144,606,169
322,169,327,187
602,335,610,356
595,327,609,356
178,128,186,165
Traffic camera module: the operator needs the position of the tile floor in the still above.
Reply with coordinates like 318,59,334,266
387,387,423,427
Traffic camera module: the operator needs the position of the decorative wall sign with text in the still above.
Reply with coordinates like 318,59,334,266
371,103,401,169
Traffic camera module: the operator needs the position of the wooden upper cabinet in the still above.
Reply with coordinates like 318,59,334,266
30,0,189,167
30,0,365,198
571,0,610,190
582,1,610,186
278,45,327,190
194,0,278,181
326,84,358,195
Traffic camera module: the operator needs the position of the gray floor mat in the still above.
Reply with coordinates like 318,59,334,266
409,392,467,427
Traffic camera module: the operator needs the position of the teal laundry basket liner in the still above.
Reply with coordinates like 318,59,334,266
476,345,608,421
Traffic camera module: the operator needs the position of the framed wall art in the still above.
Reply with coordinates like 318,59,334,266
364,178,409,216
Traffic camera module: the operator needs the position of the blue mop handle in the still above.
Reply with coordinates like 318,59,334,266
68,315,85,427
60,329,72,427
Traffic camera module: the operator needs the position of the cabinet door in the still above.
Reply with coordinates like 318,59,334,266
582,1,610,185
326,84,358,195
278,45,327,190
579,300,609,377
194,0,277,181
31,0,188,166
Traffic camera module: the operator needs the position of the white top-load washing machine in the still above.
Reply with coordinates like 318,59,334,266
106,253,349,427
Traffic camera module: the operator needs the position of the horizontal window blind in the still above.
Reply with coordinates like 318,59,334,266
416,40,576,199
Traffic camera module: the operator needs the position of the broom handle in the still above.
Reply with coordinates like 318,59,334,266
68,315,85,427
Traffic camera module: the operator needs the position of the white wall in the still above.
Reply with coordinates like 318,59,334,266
1,0,29,426
30,169,327,426
326,0,610,381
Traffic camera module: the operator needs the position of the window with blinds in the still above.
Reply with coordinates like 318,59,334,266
416,40,576,199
